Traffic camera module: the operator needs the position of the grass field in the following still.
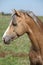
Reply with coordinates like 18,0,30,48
0,15,43,65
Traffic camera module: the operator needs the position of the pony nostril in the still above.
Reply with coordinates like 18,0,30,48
2,38,8,44
2,37,7,44
3,39,5,43
2,36,10,44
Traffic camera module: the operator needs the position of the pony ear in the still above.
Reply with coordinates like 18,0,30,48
14,9,20,16
12,9,20,16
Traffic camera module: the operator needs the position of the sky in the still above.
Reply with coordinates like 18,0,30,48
0,0,43,15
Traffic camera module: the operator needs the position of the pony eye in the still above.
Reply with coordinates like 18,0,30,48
12,22,17,26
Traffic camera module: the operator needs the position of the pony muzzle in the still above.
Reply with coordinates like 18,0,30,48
2,35,11,44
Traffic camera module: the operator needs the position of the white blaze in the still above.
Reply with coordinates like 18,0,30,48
2,26,10,39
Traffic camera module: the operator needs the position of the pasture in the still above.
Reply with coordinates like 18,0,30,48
0,14,43,65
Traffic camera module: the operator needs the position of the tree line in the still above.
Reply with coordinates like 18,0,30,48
0,12,11,16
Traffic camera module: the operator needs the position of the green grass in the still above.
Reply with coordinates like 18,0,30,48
0,15,43,65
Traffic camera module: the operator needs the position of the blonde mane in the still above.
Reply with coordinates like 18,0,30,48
19,10,39,26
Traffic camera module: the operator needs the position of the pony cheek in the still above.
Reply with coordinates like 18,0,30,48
16,28,25,36
17,26,26,35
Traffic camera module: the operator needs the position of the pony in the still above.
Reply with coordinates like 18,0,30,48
2,9,43,65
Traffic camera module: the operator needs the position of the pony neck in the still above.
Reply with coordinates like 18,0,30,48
26,17,43,58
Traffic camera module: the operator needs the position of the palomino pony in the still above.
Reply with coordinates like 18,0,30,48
2,10,43,65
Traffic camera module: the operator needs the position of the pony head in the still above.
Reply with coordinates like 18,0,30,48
2,9,28,44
